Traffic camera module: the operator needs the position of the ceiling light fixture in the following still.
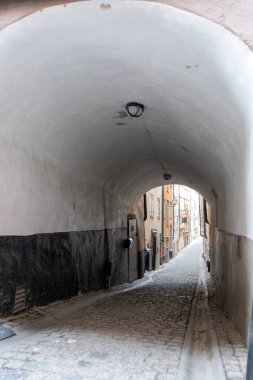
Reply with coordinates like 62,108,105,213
163,173,171,181
126,102,144,118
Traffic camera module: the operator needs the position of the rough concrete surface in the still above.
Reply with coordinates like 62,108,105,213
0,239,247,379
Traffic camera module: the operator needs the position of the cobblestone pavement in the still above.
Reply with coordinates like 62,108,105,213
0,239,248,380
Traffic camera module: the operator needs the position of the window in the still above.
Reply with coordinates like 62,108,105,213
169,201,172,223
157,198,161,219
150,194,154,218
166,201,169,227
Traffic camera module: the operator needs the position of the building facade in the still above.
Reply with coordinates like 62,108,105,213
163,185,174,262
173,184,180,256
178,186,191,251
190,188,201,240
144,187,163,269
144,185,201,269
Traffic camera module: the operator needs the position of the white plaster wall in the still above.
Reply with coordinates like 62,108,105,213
229,236,253,343
0,1,252,240
210,224,253,343
0,136,133,235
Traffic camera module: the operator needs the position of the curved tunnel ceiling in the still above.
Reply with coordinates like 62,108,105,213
0,1,252,208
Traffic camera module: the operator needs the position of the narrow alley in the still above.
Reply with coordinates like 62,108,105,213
1,1,253,379
0,239,247,380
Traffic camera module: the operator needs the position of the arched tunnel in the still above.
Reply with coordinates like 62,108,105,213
0,0,253,377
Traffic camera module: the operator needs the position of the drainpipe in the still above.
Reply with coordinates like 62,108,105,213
162,186,164,242
172,185,175,241
190,188,192,242
199,193,202,236
103,188,111,289
161,186,164,256
178,185,180,249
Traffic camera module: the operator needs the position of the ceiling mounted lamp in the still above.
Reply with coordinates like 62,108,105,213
163,173,171,181
126,102,144,118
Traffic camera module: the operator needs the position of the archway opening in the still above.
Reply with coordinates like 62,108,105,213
0,1,252,345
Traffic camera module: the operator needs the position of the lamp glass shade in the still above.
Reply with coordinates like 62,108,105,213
126,102,144,117
163,173,171,181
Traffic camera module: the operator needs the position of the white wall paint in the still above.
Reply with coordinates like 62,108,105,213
0,136,134,234
0,1,252,238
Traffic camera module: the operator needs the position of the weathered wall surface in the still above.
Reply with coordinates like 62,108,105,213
107,228,129,286
209,218,253,344
0,228,129,312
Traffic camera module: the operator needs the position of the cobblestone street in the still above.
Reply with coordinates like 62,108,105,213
0,239,248,380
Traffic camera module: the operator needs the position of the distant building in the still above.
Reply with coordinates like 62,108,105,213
173,185,180,256
178,186,191,251
144,185,201,269
171,185,200,252
199,196,209,258
144,187,162,270
163,185,174,262
190,188,200,240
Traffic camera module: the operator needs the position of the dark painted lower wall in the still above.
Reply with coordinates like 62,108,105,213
0,228,128,315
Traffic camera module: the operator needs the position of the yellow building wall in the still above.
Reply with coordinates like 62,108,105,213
163,185,173,258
